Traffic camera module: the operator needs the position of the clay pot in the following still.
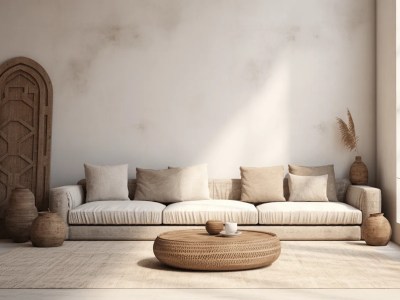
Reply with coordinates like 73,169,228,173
362,213,392,246
206,220,224,235
349,156,368,185
30,211,67,247
5,188,38,243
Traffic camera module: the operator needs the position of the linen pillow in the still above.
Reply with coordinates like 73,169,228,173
288,173,329,202
84,163,129,202
240,166,286,203
134,164,210,203
288,164,338,201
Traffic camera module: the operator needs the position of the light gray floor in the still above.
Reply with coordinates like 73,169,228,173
0,288,400,300
0,239,400,300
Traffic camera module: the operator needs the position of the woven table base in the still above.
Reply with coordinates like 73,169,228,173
153,229,281,271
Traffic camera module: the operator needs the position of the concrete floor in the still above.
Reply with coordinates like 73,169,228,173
0,239,399,300
0,288,400,300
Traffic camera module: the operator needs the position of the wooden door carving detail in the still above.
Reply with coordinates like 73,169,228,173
0,57,53,216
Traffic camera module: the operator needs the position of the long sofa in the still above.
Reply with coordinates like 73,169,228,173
49,178,381,241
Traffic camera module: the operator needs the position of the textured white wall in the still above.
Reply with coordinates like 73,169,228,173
0,0,376,187
377,0,399,244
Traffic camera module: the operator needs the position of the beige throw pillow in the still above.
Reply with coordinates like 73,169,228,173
288,174,329,202
84,163,129,202
134,164,210,203
240,166,286,203
288,164,338,201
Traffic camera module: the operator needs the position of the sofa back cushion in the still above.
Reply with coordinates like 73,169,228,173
211,179,241,200
77,178,350,202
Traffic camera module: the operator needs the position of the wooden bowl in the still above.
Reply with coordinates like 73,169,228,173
205,220,224,235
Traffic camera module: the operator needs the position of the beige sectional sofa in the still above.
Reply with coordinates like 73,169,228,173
49,178,381,241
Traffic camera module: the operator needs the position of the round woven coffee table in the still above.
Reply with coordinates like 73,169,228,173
153,229,281,271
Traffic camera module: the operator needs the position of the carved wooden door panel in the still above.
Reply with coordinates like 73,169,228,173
0,57,52,217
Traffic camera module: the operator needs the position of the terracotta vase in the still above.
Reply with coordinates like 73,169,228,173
30,211,67,247
362,213,392,246
5,188,38,243
349,156,368,185
206,220,224,235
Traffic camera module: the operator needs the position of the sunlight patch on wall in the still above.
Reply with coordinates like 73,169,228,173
199,55,291,177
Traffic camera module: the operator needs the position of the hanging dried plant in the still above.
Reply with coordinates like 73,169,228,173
336,109,358,152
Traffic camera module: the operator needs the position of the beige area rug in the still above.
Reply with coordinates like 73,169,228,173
0,240,399,288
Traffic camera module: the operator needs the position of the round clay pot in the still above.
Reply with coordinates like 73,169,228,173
206,220,224,235
362,213,392,246
5,188,38,243
30,212,67,247
349,156,368,185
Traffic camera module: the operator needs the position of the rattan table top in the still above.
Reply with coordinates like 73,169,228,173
156,229,277,244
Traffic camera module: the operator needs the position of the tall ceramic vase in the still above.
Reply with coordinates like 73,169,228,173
349,156,368,185
5,188,38,243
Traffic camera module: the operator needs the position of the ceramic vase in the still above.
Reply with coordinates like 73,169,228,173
5,188,38,243
206,220,224,235
349,156,368,185
362,213,392,246
30,211,67,247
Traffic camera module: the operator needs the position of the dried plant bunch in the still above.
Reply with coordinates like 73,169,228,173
336,109,358,152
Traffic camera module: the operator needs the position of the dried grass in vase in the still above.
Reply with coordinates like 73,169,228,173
336,109,359,152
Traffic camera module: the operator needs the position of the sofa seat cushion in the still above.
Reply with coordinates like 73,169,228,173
163,200,258,225
257,202,362,225
69,200,166,225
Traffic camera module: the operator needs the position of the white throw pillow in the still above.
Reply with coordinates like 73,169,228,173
84,163,129,202
134,164,210,203
288,164,337,201
288,173,329,202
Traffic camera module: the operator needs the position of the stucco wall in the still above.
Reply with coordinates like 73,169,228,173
0,0,376,188
376,0,399,244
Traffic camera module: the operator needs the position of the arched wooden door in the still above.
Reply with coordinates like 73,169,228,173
0,57,53,216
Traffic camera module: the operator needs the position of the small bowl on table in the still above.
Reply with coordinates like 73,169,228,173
206,220,224,235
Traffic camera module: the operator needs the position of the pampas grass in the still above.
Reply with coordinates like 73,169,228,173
336,109,358,152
